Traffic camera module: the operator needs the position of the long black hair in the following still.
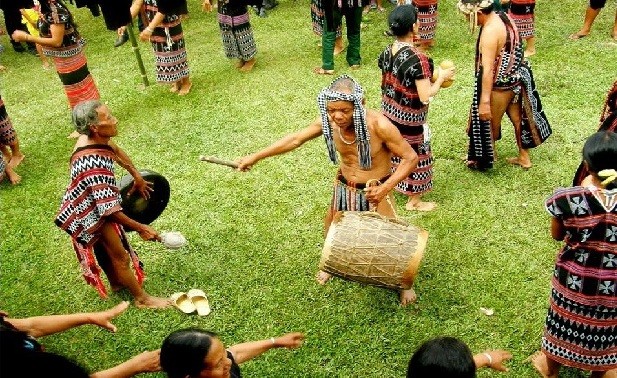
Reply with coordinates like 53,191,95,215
407,337,476,378
582,131,617,190
160,328,218,378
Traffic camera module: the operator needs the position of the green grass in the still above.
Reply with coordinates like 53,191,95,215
0,0,615,376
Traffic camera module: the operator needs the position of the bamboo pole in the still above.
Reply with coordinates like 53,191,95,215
126,21,149,87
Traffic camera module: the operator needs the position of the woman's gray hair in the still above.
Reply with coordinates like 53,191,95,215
72,100,103,135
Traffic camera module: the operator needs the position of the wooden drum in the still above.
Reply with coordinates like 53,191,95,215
319,211,428,290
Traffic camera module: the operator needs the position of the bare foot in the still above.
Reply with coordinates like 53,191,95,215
530,351,558,378
399,288,417,306
8,152,24,168
178,80,192,96
42,61,51,70
524,48,536,57
239,58,256,72
6,167,21,185
569,32,589,40
313,67,334,75
134,295,171,309
316,270,332,285
349,64,361,70
169,82,179,93
377,6,385,12
67,130,80,139
506,156,532,169
406,201,437,212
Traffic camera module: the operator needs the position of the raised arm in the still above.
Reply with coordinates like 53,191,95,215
236,120,323,171
90,350,161,378
4,302,129,338
228,333,304,364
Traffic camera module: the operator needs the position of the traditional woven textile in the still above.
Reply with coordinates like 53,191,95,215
412,0,438,42
509,0,535,38
0,95,16,146
55,145,144,297
39,1,99,108
542,186,617,371
143,0,190,83
331,171,391,211
218,0,256,61
311,0,342,38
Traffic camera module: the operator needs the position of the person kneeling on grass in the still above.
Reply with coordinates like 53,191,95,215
55,100,169,309
407,337,511,377
160,328,304,378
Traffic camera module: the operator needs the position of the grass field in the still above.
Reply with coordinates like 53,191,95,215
1,0,616,376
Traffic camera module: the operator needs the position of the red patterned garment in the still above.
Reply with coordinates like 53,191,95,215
378,42,434,195
508,0,535,39
55,145,144,297
542,186,617,371
411,0,438,43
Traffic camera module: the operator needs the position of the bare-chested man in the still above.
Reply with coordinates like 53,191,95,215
55,100,169,308
236,75,420,306
458,0,551,171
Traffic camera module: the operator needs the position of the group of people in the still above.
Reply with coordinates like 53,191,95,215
1,0,616,377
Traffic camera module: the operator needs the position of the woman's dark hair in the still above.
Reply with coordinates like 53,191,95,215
160,328,218,378
406,337,476,378
388,5,418,37
1,351,89,378
583,131,617,189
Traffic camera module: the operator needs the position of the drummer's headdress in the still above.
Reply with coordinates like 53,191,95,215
457,0,493,33
317,74,371,169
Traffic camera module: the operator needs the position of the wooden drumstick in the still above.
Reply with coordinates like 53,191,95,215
198,156,239,169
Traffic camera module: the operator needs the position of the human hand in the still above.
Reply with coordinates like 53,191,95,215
440,67,455,81
89,301,130,332
364,184,388,206
128,350,162,373
127,177,153,200
11,30,28,42
202,0,213,12
479,102,492,122
484,350,512,372
139,28,152,42
138,225,160,242
117,26,127,36
273,333,304,349
236,155,257,172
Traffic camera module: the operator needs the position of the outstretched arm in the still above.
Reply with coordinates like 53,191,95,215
4,302,129,338
90,350,161,378
236,121,323,171
473,350,512,372
229,333,304,364
108,141,152,199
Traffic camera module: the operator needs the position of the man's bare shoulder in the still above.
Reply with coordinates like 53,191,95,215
367,109,399,138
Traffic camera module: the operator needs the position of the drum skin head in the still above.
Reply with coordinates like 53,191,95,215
119,169,170,226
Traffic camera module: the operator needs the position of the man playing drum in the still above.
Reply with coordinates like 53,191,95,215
236,75,420,305
55,100,169,309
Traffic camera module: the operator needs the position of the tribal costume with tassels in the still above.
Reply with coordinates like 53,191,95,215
55,145,144,298
141,0,190,83
39,0,100,109
317,75,379,212
458,0,551,170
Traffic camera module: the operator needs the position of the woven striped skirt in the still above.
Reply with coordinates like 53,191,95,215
0,95,16,146
412,0,438,43
150,23,190,83
53,50,100,109
509,0,535,39
218,11,257,61
391,128,433,196
311,0,342,38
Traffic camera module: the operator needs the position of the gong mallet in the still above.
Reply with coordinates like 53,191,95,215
198,156,239,169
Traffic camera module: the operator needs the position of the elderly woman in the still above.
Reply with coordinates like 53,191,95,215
160,328,304,378
11,0,100,110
